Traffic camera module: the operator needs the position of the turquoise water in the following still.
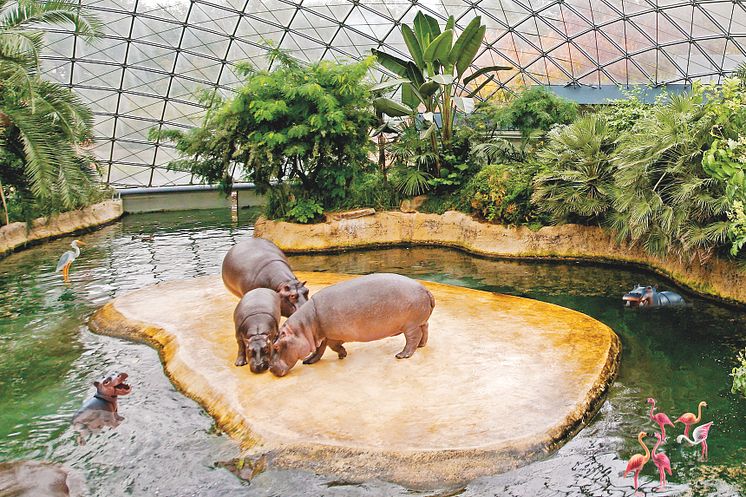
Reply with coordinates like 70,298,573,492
0,209,744,496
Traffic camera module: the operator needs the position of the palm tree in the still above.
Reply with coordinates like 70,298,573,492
531,115,617,224
0,0,102,221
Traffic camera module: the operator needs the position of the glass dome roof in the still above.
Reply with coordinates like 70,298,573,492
40,0,746,187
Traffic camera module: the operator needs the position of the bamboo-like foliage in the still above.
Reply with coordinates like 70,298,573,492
0,0,102,211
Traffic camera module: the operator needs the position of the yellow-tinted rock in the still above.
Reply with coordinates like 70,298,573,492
254,211,746,305
90,272,620,488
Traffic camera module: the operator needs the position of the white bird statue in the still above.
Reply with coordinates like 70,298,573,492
677,421,714,461
56,239,86,282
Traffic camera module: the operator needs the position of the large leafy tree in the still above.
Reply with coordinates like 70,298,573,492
153,50,376,209
0,0,102,220
371,12,511,173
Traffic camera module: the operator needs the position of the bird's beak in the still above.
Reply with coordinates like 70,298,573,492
77,240,86,246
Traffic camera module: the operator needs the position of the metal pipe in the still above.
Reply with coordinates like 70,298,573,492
116,183,258,196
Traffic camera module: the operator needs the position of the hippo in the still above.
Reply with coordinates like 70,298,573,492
623,285,685,307
0,461,80,497
233,288,281,372
222,238,309,317
72,372,131,445
270,273,435,377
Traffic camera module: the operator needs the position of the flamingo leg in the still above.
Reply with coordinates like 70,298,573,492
661,424,666,441
683,423,691,438
633,470,639,491
658,467,664,488
702,441,708,461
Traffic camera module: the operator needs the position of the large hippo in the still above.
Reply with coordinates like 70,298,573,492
72,371,131,445
222,238,309,317
270,273,435,377
623,285,685,307
233,288,281,372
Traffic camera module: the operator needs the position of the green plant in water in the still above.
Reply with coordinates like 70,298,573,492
371,11,511,173
731,349,746,397
532,115,617,224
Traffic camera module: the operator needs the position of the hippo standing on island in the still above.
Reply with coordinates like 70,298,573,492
222,238,309,317
623,285,685,307
233,288,281,372
270,273,435,377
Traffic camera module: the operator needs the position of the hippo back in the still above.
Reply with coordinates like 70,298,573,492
309,273,435,343
657,291,685,306
222,238,294,297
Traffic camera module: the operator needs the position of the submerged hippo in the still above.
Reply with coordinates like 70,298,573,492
0,461,79,497
234,288,281,372
623,285,685,307
222,238,309,317
270,273,435,377
72,372,131,445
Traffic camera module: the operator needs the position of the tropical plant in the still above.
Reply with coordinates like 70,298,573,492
496,86,578,139
285,197,323,224
371,12,511,172
610,90,731,259
152,50,376,212
726,200,746,257
462,162,543,225
732,349,746,397
387,123,435,196
0,0,103,221
531,115,617,224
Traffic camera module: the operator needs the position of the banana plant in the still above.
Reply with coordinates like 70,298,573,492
371,12,511,174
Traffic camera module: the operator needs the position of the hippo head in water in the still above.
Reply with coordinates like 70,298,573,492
277,280,309,316
623,284,650,307
94,372,132,398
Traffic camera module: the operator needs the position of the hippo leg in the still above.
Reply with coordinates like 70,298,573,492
417,322,429,348
235,337,248,367
303,338,327,365
328,340,347,359
396,326,424,359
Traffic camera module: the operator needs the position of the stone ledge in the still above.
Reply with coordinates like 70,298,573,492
0,199,123,257
254,211,746,306
89,272,620,488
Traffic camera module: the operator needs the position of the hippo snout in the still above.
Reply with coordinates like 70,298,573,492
269,361,289,377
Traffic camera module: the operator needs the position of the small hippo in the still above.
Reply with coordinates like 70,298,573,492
234,288,281,372
0,461,78,497
270,273,435,377
623,284,685,307
222,238,309,317
72,372,131,445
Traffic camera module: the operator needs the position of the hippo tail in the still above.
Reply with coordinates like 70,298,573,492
426,289,435,310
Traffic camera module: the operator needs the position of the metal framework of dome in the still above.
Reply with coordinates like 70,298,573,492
40,0,746,187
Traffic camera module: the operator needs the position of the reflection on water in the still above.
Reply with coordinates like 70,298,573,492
0,210,744,496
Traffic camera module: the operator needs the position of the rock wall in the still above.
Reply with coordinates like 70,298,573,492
0,199,123,256
255,210,746,305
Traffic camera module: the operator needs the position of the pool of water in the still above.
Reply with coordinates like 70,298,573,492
0,209,744,497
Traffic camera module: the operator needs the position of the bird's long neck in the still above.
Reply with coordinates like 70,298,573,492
695,402,704,423
638,434,650,463
652,438,661,455
648,401,656,419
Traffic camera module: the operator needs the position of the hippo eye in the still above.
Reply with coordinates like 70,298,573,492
103,379,111,385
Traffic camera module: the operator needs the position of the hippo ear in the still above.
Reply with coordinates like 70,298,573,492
93,381,101,388
301,281,307,287
273,342,281,352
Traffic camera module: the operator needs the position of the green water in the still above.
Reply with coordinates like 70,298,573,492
0,209,744,496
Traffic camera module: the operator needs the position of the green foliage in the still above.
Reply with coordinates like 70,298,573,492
0,0,103,216
597,89,653,133
342,172,399,211
610,89,730,259
732,349,746,397
388,123,436,195
701,79,746,201
462,163,543,225
154,52,376,212
498,87,578,138
286,197,324,224
532,115,617,223
371,11,511,170
726,200,746,257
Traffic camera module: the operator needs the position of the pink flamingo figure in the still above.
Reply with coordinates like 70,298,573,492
651,432,672,490
624,431,650,493
677,421,714,461
675,401,707,438
647,398,674,441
